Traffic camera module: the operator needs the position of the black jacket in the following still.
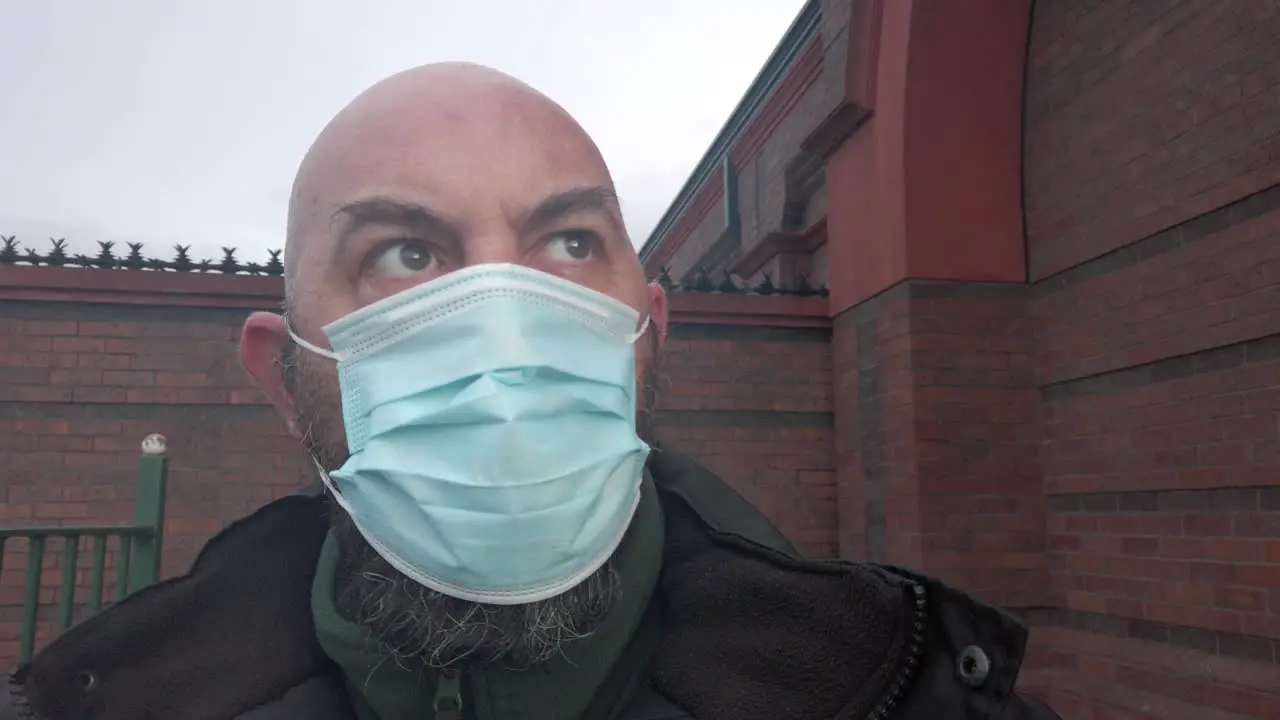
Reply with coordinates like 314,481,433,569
4,448,1059,720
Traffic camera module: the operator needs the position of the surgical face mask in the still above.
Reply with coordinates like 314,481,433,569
289,264,651,606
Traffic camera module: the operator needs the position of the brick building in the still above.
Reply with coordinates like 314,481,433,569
639,0,1280,717
0,0,1278,716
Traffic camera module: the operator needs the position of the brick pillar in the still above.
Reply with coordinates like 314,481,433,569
832,282,1043,606
822,0,1046,607
654,293,838,559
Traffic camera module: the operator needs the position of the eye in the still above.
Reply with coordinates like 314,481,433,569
368,240,438,278
543,231,598,264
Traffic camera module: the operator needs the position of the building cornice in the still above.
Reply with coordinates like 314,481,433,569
638,1,822,264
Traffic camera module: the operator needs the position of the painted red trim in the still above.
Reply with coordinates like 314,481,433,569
667,292,830,329
644,166,726,277
825,0,1031,313
644,36,826,279
730,218,828,278
729,37,825,166
846,0,884,110
0,266,283,309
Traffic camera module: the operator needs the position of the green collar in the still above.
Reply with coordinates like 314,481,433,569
312,476,664,720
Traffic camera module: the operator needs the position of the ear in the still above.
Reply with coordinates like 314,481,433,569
239,312,298,433
646,282,669,348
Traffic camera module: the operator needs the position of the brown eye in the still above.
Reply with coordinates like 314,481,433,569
370,240,437,277
543,231,597,264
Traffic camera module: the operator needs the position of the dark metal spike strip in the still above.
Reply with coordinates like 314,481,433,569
665,266,828,297
0,237,286,276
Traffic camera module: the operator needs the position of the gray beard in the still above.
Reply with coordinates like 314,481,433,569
282,331,661,668
330,513,621,668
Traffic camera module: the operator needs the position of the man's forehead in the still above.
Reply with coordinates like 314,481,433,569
285,64,614,272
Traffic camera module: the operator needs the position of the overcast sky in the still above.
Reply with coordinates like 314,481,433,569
0,1,805,264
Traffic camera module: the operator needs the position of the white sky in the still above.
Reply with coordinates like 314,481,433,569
0,0,806,264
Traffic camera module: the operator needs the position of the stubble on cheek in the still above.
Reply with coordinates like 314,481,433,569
279,335,350,472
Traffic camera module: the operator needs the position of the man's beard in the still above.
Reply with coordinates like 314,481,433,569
280,329,661,669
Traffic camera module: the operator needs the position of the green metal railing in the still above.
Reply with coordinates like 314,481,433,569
0,434,169,662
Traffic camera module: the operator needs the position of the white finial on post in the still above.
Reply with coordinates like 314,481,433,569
141,433,168,456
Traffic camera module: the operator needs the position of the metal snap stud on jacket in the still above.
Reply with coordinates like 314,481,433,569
74,671,97,692
956,645,990,688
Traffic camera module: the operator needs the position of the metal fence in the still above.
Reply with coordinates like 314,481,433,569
0,434,169,663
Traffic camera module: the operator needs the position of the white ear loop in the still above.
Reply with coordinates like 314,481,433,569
627,315,651,344
314,460,347,503
289,327,343,362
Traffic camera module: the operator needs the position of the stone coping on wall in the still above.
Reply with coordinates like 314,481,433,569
0,265,285,309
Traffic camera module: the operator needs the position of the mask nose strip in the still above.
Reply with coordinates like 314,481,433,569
291,311,646,359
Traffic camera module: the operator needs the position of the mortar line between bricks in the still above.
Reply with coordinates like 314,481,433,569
1041,332,1280,400
0,402,835,426
0,400,266,406
831,278,1027,321
654,409,832,427
1046,486,1280,513
1025,607,1280,666
666,324,831,342
1032,182,1280,295
0,400,273,420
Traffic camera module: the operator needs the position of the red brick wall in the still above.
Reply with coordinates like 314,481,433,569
655,321,836,557
1024,0,1280,282
0,299,313,667
628,0,1280,716
0,274,834,669
1023,0,1280,716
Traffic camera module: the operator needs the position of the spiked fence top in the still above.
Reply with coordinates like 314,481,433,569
0,235,827,297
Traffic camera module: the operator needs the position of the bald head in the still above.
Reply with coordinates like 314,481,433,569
285,64,602,275
281,62,642,325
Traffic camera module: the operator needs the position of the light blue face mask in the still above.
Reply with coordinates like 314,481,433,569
289,264,652,605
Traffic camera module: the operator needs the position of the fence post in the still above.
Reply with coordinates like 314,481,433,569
127,433,169,594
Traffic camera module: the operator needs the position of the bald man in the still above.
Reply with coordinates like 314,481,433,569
4,64,1059,720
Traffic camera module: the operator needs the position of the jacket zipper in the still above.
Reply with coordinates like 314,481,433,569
8,666,37,720
433,668,464,720
865,581,928,720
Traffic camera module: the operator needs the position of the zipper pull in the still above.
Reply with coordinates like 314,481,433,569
433,668,464,720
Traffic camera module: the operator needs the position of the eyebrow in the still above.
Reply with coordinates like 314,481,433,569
519,185,622,235
332,197,452,241
328,197,455,268
329,185,623,263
